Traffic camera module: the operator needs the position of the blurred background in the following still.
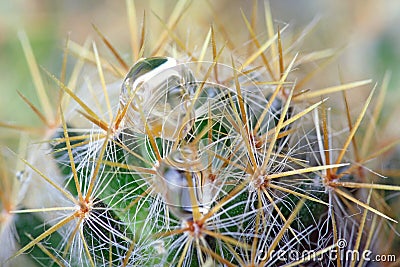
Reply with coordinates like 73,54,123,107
1,0,400,147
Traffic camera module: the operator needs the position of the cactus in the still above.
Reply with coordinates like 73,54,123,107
1,1,400,266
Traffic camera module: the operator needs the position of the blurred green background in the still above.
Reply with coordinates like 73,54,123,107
1,0,400,147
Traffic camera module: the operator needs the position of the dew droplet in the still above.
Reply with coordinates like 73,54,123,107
155,146,210,220
119,57,197,141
